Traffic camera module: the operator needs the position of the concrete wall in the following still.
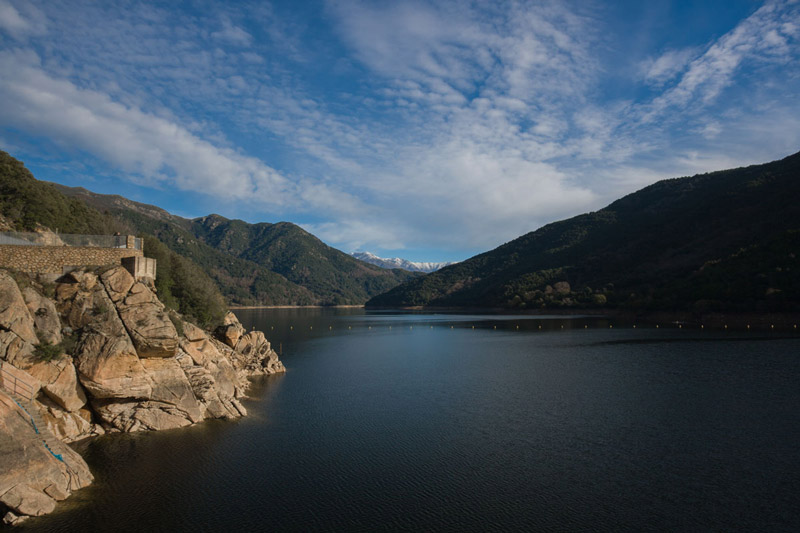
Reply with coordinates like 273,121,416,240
0,245,143,274
122,256,157,280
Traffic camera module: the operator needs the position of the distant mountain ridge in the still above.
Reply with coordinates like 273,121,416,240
351,251,455,273
51,186,418,306
0,151,416,306
368,150,800,313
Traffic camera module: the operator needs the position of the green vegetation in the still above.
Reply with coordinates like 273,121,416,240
369,150,800,313
33,340,63,362
141,236,227,328
0,151,124,234
54,184,418,306
0,152,229,328
191,215,418,305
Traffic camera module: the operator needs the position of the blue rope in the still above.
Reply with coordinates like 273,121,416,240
9,397,63,462
10,397,39,434
43,442,64,463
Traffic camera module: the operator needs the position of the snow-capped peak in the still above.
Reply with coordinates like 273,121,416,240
352,252,455,273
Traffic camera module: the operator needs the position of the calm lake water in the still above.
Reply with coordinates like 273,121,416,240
15,310,800,532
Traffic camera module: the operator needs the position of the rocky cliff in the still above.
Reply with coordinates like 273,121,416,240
0,266,284,524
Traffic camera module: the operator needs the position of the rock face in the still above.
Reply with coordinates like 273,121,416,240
0,391,93,525
0,266,285,524
0,271,38,369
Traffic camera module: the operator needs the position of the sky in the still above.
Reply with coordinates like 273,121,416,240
1,0,799,263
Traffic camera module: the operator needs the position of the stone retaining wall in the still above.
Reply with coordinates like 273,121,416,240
0,245,143,274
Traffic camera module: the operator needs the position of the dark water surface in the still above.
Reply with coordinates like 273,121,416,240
17,310,800,532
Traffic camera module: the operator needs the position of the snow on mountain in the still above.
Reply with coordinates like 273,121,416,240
351,252,455,273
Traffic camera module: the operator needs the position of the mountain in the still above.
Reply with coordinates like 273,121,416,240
351,251,455,273
1,149,414,310
51,184,417,306
187,214,418,305
0,150,227,327
368,151,800,313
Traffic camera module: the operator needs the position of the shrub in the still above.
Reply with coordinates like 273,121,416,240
33,341,62,362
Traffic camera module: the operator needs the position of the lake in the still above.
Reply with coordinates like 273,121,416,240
16,309,800,532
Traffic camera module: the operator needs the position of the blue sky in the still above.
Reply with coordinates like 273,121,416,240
1,0,799,263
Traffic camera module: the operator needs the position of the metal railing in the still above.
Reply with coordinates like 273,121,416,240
0,361,36,401
0,232,142,250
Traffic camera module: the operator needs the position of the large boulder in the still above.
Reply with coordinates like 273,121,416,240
22,287,62,346
0,391,92,524
37,397,101,443
27,359,87,412
100,269,178,358
140,358,203,423
0,330,35,370
98,267,134,303
234,331,285,375
91,399,196,432
215,311,246,349
0,272,38,345
76,340,151,400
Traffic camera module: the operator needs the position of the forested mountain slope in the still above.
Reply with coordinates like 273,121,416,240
368,151,800,313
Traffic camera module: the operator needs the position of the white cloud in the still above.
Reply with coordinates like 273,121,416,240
211,19,253,47
643,0,799,120
0,49,298,208
0,0,27,34
0,0,45,38
640,48,697,87
1,0,799,259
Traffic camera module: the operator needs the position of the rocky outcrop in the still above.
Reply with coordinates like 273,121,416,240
102,270,178,358
0,272,38,346
0,267,285,524
28,359,87,413
22,287,62,346
0,271,38,369
215,311,245,349
0,391,93,525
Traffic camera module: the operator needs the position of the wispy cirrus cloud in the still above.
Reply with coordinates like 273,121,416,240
0,0,799,261
0,49,290,203
0,47,369,218
643,0,799,120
